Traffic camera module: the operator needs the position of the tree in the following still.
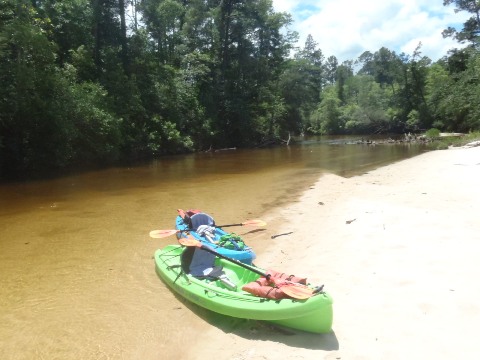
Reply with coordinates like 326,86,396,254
208,0,293,146
309,86,342,134
0,0,123,177
141,0,185,65
335,61,354,104
430,53,480,131
0,1,68,174
442,0,480,48
343,75,390,134
356,51,374,75
425,63,451,129
278,34,325,134
37,0,94,67
324,55,338,85
357,47,402,93
294,34,325,99
279,59,313,134
405,44,432,130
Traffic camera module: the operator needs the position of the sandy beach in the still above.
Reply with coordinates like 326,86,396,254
184,144,480,360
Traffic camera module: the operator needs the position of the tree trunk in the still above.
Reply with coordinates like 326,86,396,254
118,0,129,76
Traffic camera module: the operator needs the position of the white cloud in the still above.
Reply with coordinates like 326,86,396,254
272,0,469,62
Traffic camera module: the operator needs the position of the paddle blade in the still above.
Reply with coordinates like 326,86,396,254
282,285,315,300
149,229,179,239
242,219,267,227
177,209,186,218
178,237,202,247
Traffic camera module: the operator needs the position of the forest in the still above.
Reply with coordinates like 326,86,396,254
0,0,479,179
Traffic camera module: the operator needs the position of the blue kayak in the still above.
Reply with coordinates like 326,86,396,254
175,210,256,264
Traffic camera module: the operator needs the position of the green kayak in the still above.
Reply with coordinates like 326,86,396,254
154,244,333,333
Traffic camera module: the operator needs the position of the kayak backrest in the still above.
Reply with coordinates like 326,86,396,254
180,246,195,274
181,246,219,277
190,213,215,231
178,208,201,228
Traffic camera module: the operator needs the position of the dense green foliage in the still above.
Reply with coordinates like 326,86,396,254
0,0,479,178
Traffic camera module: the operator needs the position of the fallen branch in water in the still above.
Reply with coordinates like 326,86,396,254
215,147,237,152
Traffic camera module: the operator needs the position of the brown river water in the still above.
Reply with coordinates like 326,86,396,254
0,137,428,359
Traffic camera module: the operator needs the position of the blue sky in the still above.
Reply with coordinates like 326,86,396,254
272,0,469,62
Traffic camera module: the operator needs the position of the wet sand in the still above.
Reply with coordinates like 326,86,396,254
185,144,480,359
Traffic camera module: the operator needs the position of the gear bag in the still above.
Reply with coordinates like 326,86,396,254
218,233,245,250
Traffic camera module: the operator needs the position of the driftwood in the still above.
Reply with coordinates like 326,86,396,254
271,231,293,239
214,147,236,152
203,146,237,152
283,132,291,146
256,133,292,148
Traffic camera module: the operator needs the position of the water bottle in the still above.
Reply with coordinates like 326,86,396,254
218,274,237,290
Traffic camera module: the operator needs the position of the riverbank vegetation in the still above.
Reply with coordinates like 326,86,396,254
431,131,480,150
1,0,479,179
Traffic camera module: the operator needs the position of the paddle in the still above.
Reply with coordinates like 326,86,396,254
149,219,266,239
215,219,267,228
178,237,316,299
176,209,266,229
149,229,184,239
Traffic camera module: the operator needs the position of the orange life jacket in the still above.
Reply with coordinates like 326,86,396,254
242,269,308,299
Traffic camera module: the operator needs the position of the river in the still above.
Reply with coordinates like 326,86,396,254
0,137,428,359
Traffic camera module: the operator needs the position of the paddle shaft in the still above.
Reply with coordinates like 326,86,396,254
215,219,266,228
149,220,259,238
174,220,258,233
215,223,244,228
178,237,318,299
199,245,316,299
178,220,261,232
198,244,271,280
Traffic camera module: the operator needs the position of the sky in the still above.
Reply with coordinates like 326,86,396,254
272,0,469,62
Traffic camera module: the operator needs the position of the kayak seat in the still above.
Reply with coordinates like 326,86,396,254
181,246,222,278
189,213,215,232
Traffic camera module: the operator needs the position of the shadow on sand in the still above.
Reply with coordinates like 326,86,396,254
173,291,339,351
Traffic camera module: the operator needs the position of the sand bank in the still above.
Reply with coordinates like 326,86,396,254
185,144,480,360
